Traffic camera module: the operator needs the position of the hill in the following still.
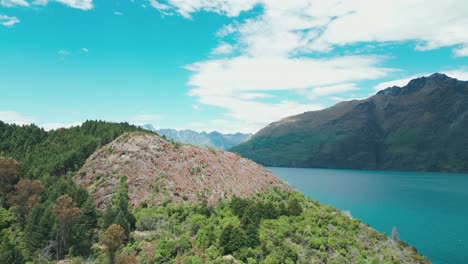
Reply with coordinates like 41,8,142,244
231,73,468,173
74,132,286,208
143,125,252,150
0,121,429,263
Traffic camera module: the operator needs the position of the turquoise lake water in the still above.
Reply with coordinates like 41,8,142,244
269,167,468,264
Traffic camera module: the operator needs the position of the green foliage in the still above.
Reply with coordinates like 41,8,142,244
219,224,245,255
101,177,136,235
0,120,144,178
0,121,429,263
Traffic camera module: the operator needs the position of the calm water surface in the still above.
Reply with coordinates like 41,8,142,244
269,167,468,264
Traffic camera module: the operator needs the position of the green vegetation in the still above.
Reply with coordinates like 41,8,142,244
127,188,428,263
232,75,468,173
0,121,428,263
0,120,146,178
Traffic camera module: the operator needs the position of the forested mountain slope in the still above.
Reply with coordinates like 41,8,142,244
232,74,468,173
0,121,429,263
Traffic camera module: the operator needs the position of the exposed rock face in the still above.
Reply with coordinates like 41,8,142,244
74,132,287,208
232,73,468,172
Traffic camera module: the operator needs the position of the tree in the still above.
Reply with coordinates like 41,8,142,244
287,198,303,216
53,195,81,258
101,224,126,264
115,251,138,264
0,158,20,198
392,226,399,242
101,177,135,235
219,224,246,255
7,179,44,224
71,198,98,255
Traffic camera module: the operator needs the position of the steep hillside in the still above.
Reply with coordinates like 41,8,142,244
143,125,252,150
75,132,287,208
232,73,468,172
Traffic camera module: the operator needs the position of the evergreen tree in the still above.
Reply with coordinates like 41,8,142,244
287,198,303,216
101,177,135,235
219,224,246,255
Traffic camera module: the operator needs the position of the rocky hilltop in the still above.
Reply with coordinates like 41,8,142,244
232,73,468,173
75,132,287,208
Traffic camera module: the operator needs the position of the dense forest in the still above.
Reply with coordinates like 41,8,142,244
0,121,428,263
0,121,144,263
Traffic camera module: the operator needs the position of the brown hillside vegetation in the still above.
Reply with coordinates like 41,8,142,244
74,132,288,208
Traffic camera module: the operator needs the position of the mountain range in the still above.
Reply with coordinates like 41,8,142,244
231,73,468,173
142,124,252,150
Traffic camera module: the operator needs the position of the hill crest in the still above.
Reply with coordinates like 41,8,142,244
75,132,287,208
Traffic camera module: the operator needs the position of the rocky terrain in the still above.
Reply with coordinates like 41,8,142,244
232,73,468,173
75,132,287,208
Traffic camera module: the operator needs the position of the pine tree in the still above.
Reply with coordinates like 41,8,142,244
101,177,135,236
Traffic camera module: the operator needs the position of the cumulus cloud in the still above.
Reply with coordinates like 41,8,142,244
1,0,93,10
0,0,29,7
0,14,20,27
0,111,36,125
373,69,468,91
211,43,234,55
304,83,359,100
153,0,468,132
148,0,258,18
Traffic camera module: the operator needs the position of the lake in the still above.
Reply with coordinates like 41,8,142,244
269,167,468,264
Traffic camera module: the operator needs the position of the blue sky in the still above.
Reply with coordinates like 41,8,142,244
1,0,468,133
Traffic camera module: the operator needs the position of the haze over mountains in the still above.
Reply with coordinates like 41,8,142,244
232,74,468,173
142,124,252,150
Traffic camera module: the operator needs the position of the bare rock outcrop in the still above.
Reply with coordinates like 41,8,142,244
74,132,288,208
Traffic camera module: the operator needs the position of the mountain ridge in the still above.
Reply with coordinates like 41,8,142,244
142,125,252,150
231,73,468,172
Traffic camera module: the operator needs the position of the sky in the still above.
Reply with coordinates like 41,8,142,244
1,0,468,133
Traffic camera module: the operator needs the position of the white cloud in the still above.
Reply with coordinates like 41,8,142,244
1,0,93,10
453,46,468,57
211,42,234,55
0,111,36,125
443,69,468,80
373,69,468,92
150,0,468,132
195,94,323,131
40,122,82,131
216,23,237,37
187,56,391,97
81,47,89,52
113,11,123,16
148,0,259,18
0,0,29,7
150,0,468,56
132,113,162,123
0,15,20,27
373,74,427,92
304,83,358,100
192,105,200,110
